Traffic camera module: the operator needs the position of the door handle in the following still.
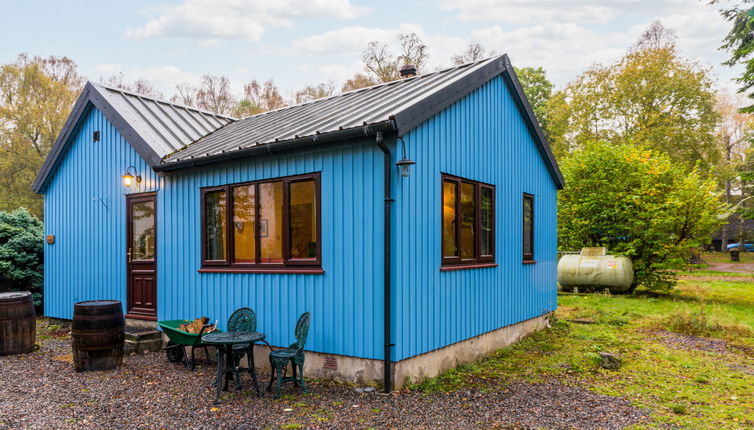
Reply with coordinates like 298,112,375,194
127,247,133,263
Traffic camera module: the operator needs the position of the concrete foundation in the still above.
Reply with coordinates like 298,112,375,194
173,313,551,388
391,313,551,387
125,318,157,330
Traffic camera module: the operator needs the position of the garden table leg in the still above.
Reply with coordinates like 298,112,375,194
249,343,260,396
223,344,233,392
214,347,226,405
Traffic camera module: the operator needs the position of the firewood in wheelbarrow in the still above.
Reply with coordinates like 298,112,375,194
179,317,211,334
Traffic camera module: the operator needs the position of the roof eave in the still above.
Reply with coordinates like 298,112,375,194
155,120,397,173
500,66,565,189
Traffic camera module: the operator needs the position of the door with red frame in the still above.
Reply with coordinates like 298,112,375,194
126,193,157,319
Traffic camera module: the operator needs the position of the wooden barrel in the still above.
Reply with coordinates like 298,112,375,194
0,291,36,355
71,300,125,372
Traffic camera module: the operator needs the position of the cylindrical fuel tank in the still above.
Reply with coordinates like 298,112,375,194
558,247,634,292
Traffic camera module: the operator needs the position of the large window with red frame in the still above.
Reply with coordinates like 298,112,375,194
202,173,321,270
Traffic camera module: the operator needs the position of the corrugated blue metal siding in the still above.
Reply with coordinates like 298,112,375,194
158,141,385,360
44,106,160,319
392,75,558,361
44,75,558,363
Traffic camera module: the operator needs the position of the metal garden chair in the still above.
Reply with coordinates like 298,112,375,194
267,312,310,398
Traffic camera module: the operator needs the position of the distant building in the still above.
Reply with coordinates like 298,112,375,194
711,216,754,251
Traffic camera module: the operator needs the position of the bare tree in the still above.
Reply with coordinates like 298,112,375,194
233,79,287,117
171,83,199,107
294,82,335,104
452,43,495,65
397,32,429,71
341,73,377,92
362,41,398,82
634,20,677,51
195,75,236,115
361,32,430,83
101,73,164,98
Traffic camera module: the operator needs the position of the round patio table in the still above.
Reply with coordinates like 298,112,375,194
202,331,266,404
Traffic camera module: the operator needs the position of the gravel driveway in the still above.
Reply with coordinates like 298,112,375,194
0,322,647,429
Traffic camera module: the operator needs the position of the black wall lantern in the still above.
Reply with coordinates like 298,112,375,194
395,137,415,177
122,165,142,187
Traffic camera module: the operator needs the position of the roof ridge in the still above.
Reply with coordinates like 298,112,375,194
233,55,505,121
340,54,504,96
91,81,237,120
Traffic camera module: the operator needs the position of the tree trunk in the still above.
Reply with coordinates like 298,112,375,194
722,179,731,251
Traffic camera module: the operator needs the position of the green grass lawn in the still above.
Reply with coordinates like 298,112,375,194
411,263,754,428
702,250,754,264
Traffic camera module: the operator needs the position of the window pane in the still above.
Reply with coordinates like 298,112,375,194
259,181,284,263
290,180,318,259
481,187,493,256
132,201,155,260
460,182,476,259
232,185,256,263
205,190,227,260
523,196,533,257
442,180,457,257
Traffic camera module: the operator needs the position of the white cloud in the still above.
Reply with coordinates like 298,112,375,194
318,60,364,83
125,0,371,41
432,0,741,88
94,64,199,95
467,23,636,85
437,0,621,24
291,23,423,55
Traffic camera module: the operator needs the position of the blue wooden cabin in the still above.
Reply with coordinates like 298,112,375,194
33,55,563,388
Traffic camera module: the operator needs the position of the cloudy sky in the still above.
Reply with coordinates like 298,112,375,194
1,0,744,99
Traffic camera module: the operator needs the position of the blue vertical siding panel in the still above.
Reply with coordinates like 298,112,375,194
158,141,385,360
392,75,558,361
43,107,160,319
45,76,556,363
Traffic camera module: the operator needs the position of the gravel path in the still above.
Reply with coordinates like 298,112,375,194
653,331,729,354
0,324,647,429
705,261,754,273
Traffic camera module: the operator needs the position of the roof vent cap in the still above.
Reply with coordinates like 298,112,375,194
399,64,417,78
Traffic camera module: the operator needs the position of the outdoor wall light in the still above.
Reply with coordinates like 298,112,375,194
122,166,142,187
395,137,416,178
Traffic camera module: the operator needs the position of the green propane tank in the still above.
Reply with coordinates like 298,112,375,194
557,247,634,293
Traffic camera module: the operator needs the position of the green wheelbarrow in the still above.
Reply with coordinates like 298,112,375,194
157,320,222,371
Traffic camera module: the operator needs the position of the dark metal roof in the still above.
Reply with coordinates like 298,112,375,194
34,54,564,192
32,82,234,192
158,54,564,188
163,55,508,164
94,83,234,157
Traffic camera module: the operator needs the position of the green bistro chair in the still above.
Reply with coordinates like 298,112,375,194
267,312,310,398
226,308,259,391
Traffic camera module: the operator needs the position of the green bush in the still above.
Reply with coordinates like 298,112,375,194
0,208,44,308
558,142,724,292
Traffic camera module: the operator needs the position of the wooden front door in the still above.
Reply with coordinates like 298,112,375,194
126,193,157,319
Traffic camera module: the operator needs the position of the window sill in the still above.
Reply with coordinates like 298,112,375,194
199,267,324,274
522,260,536,265
440,262,498,272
